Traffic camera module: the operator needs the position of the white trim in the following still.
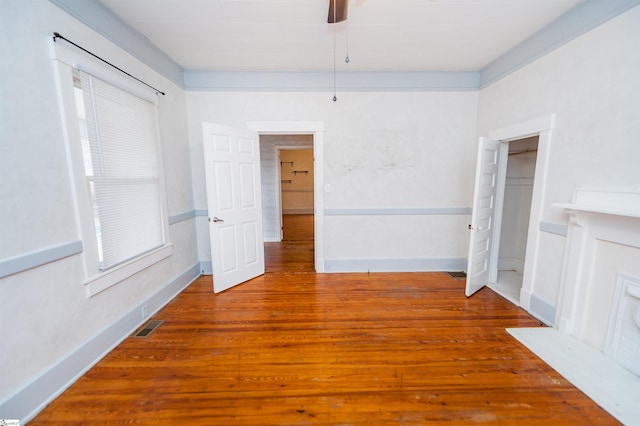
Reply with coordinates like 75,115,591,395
75,63,158,104
53,57,98,281
0,241,83,279
52,0,638,91
184,70,480,92
49,0,184,87
488,142,510,283
53,39,158,103
247,121,325,272
480,0,640,88
168,210,197,225
84,244,173,297
484,115,556,311
488,114,555,141
0,264,201,424
52,43,173,296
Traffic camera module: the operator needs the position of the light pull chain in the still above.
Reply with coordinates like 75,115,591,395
345,21,350,63
332,0,337,102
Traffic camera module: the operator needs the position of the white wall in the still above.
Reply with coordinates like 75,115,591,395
477,5,640,319
0,1,197,420
186,91,478,271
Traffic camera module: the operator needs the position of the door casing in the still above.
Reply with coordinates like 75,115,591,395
485,115,556,309
248,121,325,273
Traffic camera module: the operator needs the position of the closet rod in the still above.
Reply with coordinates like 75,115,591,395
52,32,165,96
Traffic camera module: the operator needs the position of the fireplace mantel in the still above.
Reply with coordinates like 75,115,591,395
554,189,640,347
506,190,640,425
555,188,640,219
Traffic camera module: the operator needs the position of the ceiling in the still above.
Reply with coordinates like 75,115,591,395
97,0,584,73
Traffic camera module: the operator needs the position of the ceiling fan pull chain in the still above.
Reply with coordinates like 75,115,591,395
333,0,337,102
345,21,350,63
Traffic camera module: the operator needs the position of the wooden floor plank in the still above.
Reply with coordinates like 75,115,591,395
29,217,619,425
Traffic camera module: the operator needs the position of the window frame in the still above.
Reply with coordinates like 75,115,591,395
53,42,172,297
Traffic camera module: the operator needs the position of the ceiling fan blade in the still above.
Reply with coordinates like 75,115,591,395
328,0,349,23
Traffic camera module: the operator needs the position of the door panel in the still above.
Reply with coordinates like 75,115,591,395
466,137,500,297
203,123,265,293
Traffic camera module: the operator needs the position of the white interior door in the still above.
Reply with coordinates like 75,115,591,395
466,137,500,297
202,122,265,293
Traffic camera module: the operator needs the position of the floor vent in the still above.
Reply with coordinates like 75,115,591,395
133,320,164,338
447,271,467,278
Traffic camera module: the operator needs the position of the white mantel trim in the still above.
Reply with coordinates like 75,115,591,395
555,189,640,338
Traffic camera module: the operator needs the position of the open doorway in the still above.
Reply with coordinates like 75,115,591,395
466,114,555,312
259,135,315,273
488,136,539,305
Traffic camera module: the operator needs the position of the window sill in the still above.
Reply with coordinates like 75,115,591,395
83,244,173,297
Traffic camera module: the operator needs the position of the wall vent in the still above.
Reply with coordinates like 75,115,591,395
133,320,164,338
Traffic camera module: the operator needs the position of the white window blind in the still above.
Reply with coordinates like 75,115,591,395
76,71,164,271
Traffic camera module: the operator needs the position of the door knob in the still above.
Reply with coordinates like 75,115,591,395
212,217,224,223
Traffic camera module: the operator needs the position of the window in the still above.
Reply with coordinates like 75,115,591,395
73,70,165,271
53,40,172,296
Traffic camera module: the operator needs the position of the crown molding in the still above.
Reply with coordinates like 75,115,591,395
49,0,184,88
480,0,640,88
51,0,640,92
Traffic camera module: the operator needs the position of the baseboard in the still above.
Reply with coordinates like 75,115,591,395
528,294,556,326
199,260,212,275
324,258,466,273
1,264,201,423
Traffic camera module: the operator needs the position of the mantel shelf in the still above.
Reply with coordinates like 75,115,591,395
555,203,640,219
555,190,640,220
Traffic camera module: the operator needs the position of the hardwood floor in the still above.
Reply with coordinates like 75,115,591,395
30,215,618,425
265,215,314,274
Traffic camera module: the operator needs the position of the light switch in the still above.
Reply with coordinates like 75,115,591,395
324,184,331,193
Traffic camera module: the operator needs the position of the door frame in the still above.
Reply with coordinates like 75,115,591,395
247,121,325,273
485,114,556,308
